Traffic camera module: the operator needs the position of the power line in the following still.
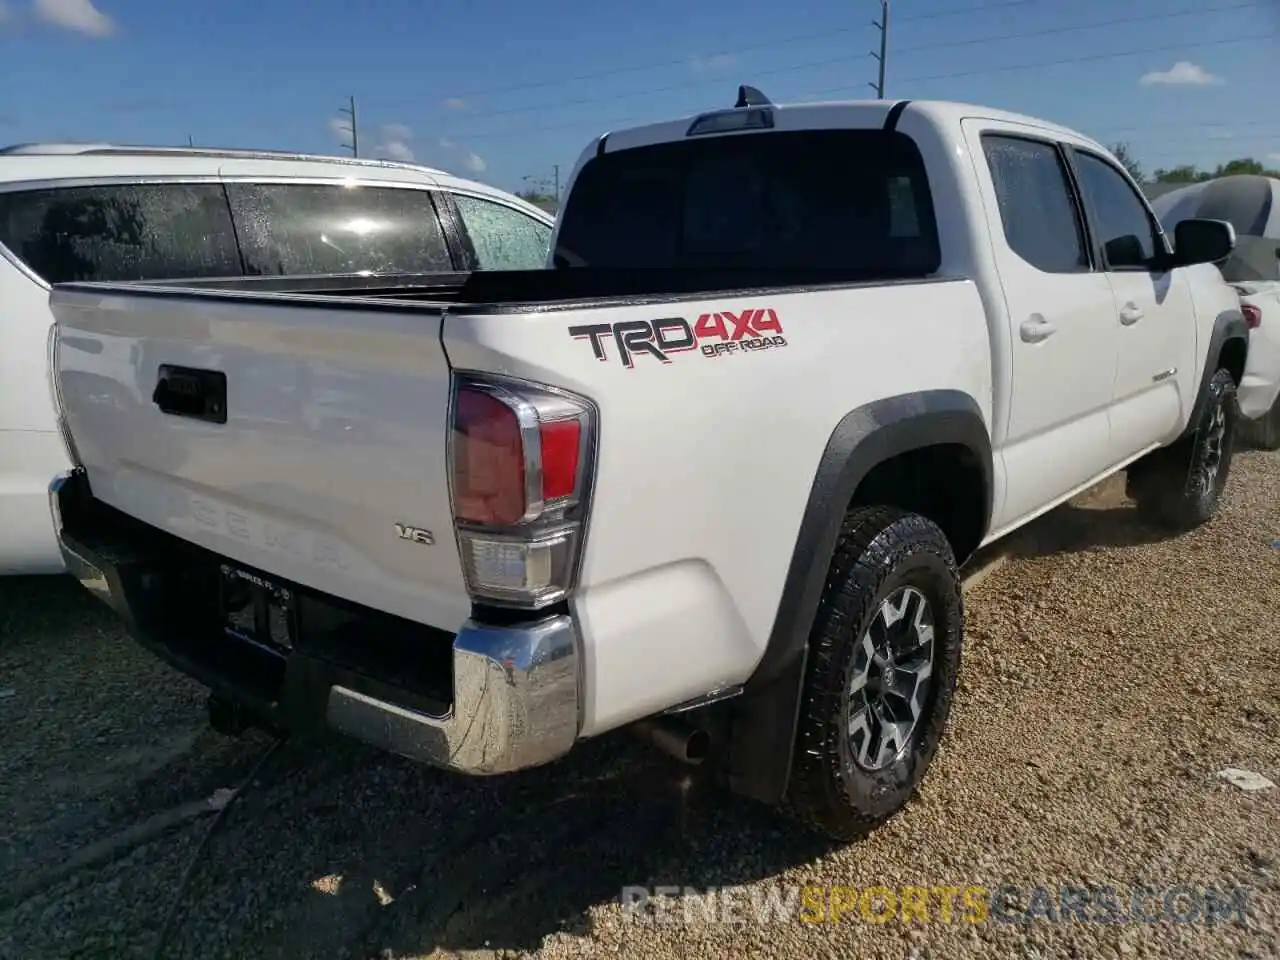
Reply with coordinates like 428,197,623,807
439,0,1048,104
439,30,1277,144
808,29,1276,95
440,3,1259,129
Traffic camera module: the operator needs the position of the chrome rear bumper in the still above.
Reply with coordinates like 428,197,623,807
49,470,582,775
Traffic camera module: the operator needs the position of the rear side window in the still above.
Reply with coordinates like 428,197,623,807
453,194,552,270
981,135,1089,274
553,129,941,277
0,183,241,284
225,183,453,276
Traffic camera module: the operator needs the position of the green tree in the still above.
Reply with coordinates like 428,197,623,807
1109,142,1145,183
1152,165,1206,184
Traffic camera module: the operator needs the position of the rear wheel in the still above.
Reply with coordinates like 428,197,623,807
783,506,963,841
1126,367,1239,530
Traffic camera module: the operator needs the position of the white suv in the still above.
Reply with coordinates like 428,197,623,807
0,143,556,575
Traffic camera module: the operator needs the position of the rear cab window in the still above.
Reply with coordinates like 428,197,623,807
553,128,941,278
0,183,242,283
224,182,454,276
979,135,1090,275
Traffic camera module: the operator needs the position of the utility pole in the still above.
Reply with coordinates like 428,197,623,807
338,95,359,157
553,164,560,200
187,134,195,147
868,0,890,99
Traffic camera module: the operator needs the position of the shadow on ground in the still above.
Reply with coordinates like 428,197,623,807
158,732,837,959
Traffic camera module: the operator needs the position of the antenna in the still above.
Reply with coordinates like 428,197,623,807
735,85,772,108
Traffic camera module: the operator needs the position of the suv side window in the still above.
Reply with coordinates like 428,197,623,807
0,183,241,284
452,194,552,270
981,135,1090,274
224,183,453,276
1071,151,1163,270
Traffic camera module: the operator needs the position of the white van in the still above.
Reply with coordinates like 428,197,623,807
0,143,556,574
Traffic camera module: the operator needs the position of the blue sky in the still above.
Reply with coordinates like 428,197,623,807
1,0,1277,193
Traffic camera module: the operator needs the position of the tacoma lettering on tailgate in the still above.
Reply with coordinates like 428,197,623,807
568,308,788,368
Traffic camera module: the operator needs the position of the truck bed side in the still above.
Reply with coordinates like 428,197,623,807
440,278,993,732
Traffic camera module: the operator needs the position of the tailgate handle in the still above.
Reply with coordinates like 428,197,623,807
152,365,227,424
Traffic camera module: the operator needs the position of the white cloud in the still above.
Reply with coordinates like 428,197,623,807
688,53,737,74
1139,61,1223,87
442,98,469,111
374,123,414,162
33,0,116,36
328,116,352,141
435,138,485,174
1269,153,1280,163
380,139,414,162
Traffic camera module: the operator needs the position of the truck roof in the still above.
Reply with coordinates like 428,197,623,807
588,94,1108,164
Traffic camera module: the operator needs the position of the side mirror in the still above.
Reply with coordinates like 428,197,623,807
1173,218,1236,267
1105,234,1147,268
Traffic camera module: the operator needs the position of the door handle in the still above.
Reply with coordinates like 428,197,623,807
153,364,228,424
1120,303,1145,325
1019,315,1057,343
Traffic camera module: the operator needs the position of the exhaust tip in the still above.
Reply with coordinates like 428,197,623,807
633,717,711,766
684,727,711,764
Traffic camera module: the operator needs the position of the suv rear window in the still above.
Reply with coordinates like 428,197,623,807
224,183,453,276
0,183,242,284
553,129,940,277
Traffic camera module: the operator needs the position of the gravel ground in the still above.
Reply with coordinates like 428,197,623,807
1,449,1277,960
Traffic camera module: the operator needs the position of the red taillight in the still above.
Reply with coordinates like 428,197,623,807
453,387,527,526
1242,304,1262,329
449,376,594,609
539,419,582,501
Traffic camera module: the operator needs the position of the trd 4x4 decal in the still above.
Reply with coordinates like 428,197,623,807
568,308,788,368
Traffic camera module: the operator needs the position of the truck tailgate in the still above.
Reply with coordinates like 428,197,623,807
50,285,472,633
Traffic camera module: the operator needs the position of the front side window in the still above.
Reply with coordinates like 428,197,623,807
981,135,1089,274
453,194,552,270
553,129,941,277
1072,152,1162,269
0,182,241,283
225,182,453,276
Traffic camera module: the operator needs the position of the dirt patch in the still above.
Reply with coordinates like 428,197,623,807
1,451,1277,960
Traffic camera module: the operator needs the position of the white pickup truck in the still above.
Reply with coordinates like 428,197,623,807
47,89,1249,840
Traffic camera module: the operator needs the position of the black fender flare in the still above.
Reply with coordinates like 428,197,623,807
1182,308,1250,439
724,389,993,805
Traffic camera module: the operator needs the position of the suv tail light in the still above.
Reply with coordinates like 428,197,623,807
1242,303,1262,329
449,374,595,609
47,322,82,465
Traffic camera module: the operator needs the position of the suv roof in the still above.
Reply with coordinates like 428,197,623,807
0,141,450,176
0,141,553,225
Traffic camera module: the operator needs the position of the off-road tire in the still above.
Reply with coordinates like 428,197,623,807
1243,397,1280,451
1126,367,1239,530
783,506,963,842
